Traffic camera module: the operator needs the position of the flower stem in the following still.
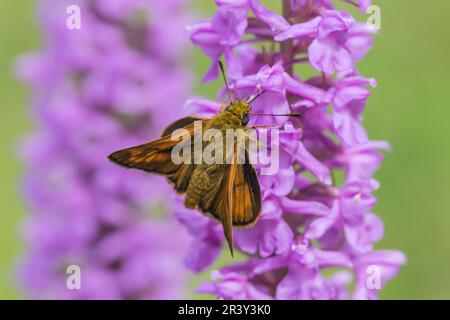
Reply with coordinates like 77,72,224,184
281,0,294,75
284,56,309,67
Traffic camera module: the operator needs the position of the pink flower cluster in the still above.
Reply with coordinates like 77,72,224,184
18,0,191,299
177,0,406,300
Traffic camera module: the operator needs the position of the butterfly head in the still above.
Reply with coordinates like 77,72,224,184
224,99,251,126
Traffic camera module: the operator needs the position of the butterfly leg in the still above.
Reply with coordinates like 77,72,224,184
249,124,280,129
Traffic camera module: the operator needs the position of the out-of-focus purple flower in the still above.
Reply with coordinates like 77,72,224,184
275,9,376,75
174,200,223,272
212,0,249,46
190,0,289,81
358,0,372,13
330,76,377,146
353,250,406,300
347,22,377,62
18,0,192,299
235,197,294,257
179,0,405,300
198,270,273,300
334,141,391,182
305,180,384,254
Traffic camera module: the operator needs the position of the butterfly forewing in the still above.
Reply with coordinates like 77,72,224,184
108,116,207,194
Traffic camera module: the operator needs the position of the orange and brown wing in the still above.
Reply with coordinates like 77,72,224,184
228,159,261,226
108,116,207,193
197,150,262,255
161,116,204,137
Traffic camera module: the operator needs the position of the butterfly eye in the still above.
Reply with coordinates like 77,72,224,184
241,114,249,126
224,104,231,112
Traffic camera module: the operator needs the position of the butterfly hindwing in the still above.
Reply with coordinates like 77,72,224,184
196,149,261,255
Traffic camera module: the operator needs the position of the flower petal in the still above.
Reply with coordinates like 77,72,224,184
250,0,290,32
274,16,321,41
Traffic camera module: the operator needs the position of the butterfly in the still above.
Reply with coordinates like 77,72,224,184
108,62,300,256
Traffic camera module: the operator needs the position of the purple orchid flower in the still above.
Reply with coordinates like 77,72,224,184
178,0,405,300
18,0,192,299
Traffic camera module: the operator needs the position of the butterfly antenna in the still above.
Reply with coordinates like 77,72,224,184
249,112,302,117
247,90,267,104
218,60,234,103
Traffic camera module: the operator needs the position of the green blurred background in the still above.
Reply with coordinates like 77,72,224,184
1,0,450,299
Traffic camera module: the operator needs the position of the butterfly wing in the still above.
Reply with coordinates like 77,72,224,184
228,156,261,227
161,116,205,137
197,149,262,256
108,116,207,193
